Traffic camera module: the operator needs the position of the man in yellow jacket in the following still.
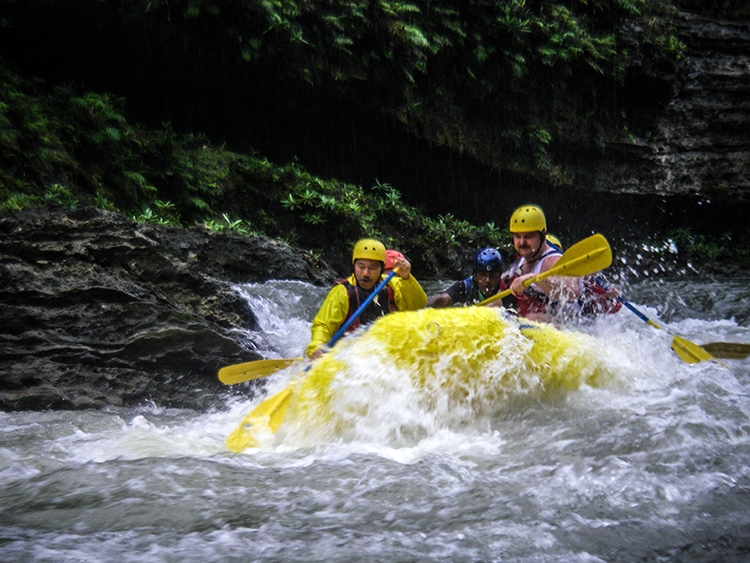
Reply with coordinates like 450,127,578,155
306,238,427,359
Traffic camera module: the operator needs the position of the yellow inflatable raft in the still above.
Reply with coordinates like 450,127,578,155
226,306,616,452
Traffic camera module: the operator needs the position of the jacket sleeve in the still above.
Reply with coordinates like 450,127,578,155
306,284,350,357
390,274,428,311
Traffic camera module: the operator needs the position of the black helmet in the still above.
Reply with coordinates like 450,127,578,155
473,247,503,272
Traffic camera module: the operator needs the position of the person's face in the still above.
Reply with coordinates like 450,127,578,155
473,269,502,296
354,259,383,290
513,231,544,258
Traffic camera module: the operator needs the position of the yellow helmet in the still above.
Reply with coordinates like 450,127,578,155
509,204,546,233
546,233,563,250
352,238,386,264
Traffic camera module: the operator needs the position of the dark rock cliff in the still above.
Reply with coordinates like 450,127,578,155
578,14,750,201
0,206,335,412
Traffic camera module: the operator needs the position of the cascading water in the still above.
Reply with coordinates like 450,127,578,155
1,277,749,562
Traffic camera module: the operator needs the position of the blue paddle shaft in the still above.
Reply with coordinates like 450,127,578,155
593,276,651,324
327,269,398,348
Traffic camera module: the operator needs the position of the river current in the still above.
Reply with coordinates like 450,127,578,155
2,277,749,562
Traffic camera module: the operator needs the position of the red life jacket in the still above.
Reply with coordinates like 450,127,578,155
578,276,622,315
338,279,396,333
502,282,551,317
500,257,555,318
502,275,622,318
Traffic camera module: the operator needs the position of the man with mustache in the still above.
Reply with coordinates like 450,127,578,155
306,238,427,359
495,204,569,321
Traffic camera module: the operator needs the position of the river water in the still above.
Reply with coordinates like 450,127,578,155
2,277,750,562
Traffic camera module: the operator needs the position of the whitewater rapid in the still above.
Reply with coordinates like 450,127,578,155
1,278,749,562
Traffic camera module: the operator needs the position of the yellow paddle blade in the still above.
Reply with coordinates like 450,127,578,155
671,335,716,364
700,342,750,360
218,358,302,385
547,233,612,278
225,384,295,452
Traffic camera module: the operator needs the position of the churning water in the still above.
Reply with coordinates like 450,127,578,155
1,278,749,562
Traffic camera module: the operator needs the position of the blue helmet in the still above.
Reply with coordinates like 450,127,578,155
473,247,503,272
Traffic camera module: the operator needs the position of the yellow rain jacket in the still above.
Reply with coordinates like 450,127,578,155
306,273,427,357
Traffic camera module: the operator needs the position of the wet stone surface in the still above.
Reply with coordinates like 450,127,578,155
0,206,335,411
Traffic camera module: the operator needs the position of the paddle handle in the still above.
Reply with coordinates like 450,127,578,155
327,269,398,347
